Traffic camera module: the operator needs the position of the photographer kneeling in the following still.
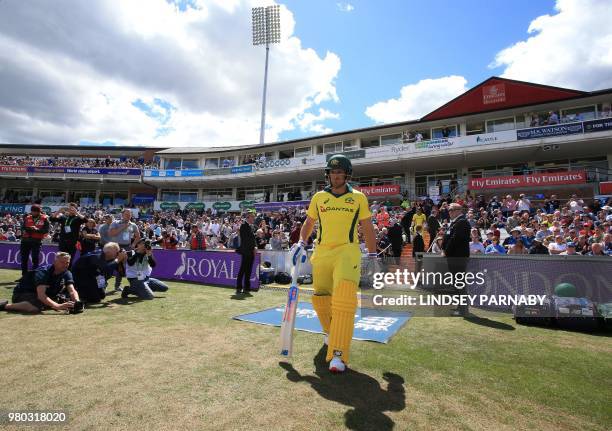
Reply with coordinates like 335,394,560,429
0,252,82,314
72,242,127,304
122,239,169,300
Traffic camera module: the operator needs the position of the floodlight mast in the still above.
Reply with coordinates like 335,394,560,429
252,5,280,146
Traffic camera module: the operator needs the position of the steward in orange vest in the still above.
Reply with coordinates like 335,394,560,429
20,204,50,276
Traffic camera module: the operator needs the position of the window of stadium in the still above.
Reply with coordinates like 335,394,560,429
381,134,402,146
277,182,311,201
353,174,403,186
205,158,219,168
237,186,268,201
486,117,515,133
342,140,357,151
431,126,457,139
513,114,527,128
164,159,181,169
181,159,200,169
5,188,33,202
412,130,431,141
69,191,97,206
468,164,525,178
38,190,66,204
294,146,312,157
317,142,342,154
100,192,127,206
361,137,380,149
524,110,560,127
161,190,198,202
534,160,570,173
560,105,596,122
599,102,611,118
278,149,294,159
569,157,608,181
70,191,96,200
201,188,233,200
466,121,485,136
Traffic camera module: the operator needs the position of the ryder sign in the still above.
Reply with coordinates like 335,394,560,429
469,171,586,190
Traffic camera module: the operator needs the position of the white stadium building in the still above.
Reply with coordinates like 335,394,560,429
1,77,612,211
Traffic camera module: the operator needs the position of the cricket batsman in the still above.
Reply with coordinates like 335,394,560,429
291,154,377,373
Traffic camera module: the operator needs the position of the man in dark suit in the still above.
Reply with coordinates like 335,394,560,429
442,203,471,316
426,208,441,250
387,218,404,261
400,208,414,244
236,211,257,295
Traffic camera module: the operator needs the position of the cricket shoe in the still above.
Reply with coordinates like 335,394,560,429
329,353,346,373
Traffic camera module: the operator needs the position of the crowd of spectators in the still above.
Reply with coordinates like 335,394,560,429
0,191,610,258
388,192,612,257
0,155,158,169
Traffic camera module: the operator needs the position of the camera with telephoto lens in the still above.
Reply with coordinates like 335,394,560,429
70,301,84,314
55,293,84,314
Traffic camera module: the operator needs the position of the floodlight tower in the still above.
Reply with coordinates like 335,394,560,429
252,5,281,145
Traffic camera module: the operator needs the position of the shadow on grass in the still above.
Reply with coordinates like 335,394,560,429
464,314,515,330
106,297,147,306
231,292,253,300
280,346,405,431
516,320,612,337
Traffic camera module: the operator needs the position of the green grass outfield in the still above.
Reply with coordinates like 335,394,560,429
0,268,611,431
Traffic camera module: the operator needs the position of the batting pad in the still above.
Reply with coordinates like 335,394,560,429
312,294,332,334
233,302,411,344
327,280,358,363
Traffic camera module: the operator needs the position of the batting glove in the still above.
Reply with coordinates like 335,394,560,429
290,240,307,266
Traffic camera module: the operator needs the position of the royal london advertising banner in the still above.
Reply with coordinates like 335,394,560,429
0,243,259,289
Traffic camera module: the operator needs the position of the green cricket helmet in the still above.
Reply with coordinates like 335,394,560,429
325,154,352,176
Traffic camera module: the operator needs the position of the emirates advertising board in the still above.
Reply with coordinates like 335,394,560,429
469,171,586,190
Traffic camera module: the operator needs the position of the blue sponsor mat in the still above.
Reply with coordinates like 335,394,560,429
233,302,410,344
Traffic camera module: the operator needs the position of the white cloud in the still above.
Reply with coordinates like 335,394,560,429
0,0,341,147
294,108,340,134
491,0,612,90
337,3,354,12
364,76,468,124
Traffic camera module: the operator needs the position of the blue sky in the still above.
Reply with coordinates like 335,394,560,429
278,0,556,140
0,0,609,148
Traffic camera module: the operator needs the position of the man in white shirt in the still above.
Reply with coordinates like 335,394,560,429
210,219,221,237
548,235,567,255
517,194,531,213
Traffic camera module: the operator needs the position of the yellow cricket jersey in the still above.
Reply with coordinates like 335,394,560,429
307,185,371,247
412,213,426,227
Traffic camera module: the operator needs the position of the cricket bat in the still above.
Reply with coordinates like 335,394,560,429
279,251,306,357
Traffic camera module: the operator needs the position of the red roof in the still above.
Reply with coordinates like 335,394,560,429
421,77,587,122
